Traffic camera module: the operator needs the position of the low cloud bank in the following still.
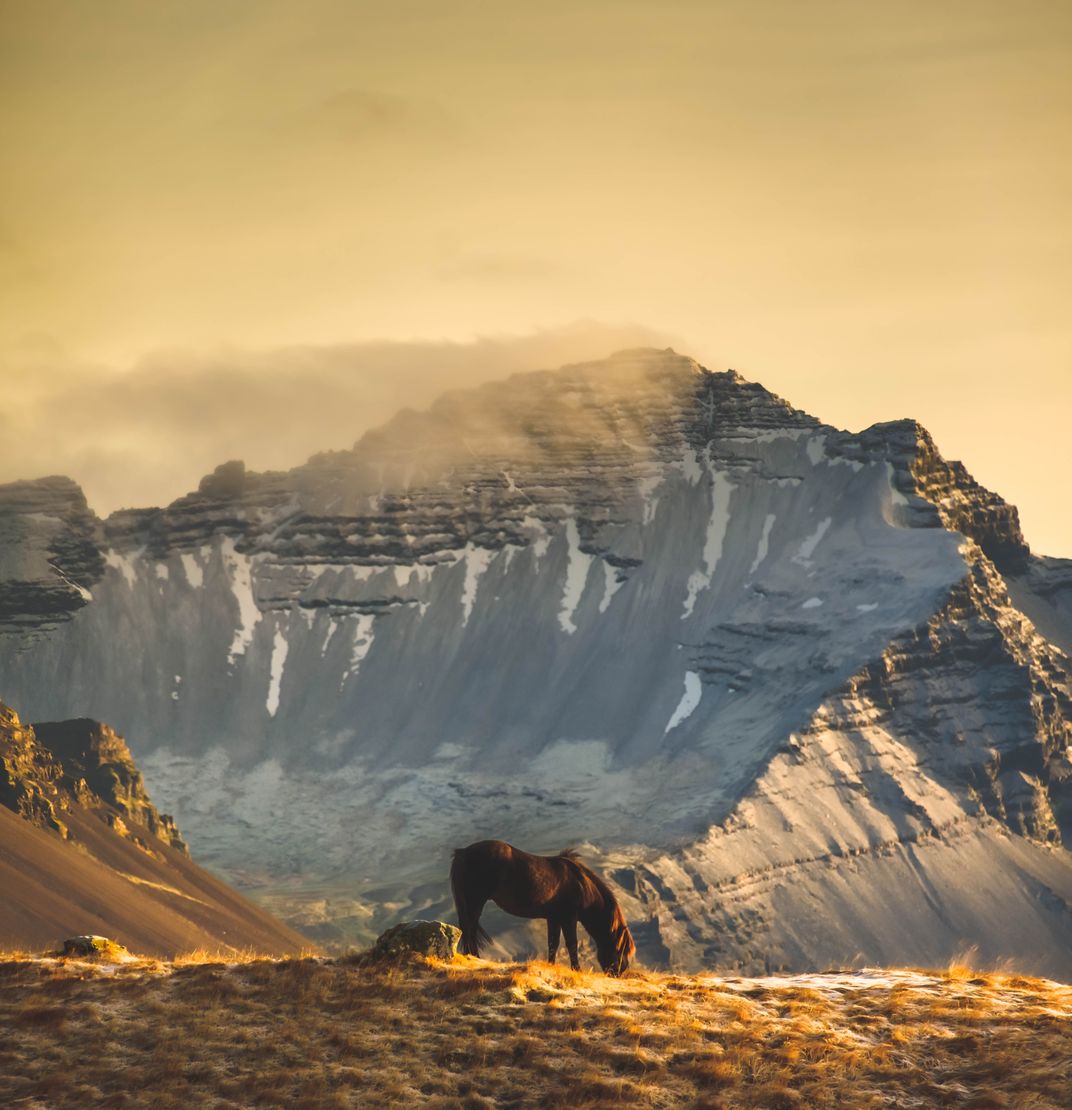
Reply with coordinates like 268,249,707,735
0,322,677,517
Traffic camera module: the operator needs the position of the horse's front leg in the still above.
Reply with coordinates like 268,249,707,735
563,918,580,971
546,918,561,964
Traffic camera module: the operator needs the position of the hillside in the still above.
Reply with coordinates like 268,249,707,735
0,702,307,956
0,348,1070,971
0,952,1069,1108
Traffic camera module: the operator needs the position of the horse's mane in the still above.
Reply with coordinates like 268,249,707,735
557,849,636,966
556,849,614,904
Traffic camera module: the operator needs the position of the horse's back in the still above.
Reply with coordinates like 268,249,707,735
453,840,521,891
458,839,514,858
455,840,573,914
458,839,549,870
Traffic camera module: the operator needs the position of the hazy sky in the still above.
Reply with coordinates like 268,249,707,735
2,1,1069,553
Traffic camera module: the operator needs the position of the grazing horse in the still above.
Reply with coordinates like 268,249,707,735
450,839,636,976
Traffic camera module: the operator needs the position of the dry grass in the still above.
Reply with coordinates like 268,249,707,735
0,950,1069,1108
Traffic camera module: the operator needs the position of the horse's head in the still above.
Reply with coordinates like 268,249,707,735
568,854,637,976
596,907,636,977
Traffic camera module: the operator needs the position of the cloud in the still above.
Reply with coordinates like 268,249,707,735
0,321,678,517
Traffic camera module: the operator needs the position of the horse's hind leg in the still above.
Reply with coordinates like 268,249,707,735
563,918,580,971
450,849,493,957
459,899,488,957
546,918,561,964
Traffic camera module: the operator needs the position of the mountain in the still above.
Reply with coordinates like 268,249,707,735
0,348,1069,973
0,700,308,955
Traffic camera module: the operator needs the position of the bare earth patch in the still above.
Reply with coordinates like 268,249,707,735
0,952,1068,1108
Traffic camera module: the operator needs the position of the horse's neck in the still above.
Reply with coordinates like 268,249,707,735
578,890,610,927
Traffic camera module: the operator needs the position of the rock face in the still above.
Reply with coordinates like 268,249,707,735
0,704,184,853
0,348,1070,974
0,477,102,633
0,701,71,837
31,718,186,853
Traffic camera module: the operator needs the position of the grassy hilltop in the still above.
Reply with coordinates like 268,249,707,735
1,952,1069,1108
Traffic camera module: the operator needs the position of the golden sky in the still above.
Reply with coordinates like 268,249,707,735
2,1,1069,553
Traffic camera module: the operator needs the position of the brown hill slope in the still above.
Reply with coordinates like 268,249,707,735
0,702,307,956
0,954,1068,1108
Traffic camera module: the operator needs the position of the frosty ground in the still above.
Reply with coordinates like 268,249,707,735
1,951,1069,1108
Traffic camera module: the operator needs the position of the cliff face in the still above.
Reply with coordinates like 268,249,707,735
0,704,184,852
0,348,1069,972
0,477,102,634
0,702,70,836
30,718,187,853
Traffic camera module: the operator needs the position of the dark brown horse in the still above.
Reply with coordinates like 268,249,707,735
450,839,635,976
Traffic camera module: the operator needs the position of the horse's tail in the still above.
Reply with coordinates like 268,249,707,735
450,847,491,957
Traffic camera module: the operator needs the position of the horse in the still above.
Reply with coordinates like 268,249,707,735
449,839,636,976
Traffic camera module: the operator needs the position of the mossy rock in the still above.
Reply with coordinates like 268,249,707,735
60,935,133,962
371,920,461,961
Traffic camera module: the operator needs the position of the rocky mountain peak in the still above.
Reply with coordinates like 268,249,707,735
32,717,187,853
198,460,249,500
908,426,1030,572
0,702,186,853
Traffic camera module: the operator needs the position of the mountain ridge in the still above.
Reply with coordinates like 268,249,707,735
0,347,1069,972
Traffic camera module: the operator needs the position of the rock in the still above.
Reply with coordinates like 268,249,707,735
60,935,132,961
370,921,461,961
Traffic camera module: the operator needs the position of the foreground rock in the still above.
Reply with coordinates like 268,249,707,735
60,936,133,962
370,920,461,961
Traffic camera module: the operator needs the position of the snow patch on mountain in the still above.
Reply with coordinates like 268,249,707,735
886,462,909,507
666,672,703,733
461,545,495,626
266,627,288,717
559,519,595,634
806,435,827,465
103,549,139,589
682,467,734,619
342,614,376,685
637,473,662,525
749,513,776,575
599,562,625,613
793,517,832,564
179,552,204,588
221,537,261,664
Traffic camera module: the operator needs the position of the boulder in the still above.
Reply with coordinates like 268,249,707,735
370,920,461,961
60,935,133,961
